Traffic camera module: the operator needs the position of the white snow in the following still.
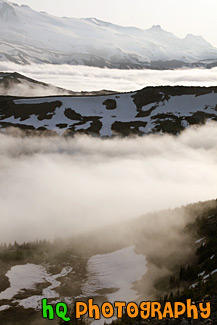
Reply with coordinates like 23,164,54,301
198,271,205,277
0,263,72,310
0,264,46,301
190,282,198,289
1,90,217,136
8,93,138,137
19,266,72,309
202,269,217,281
211,268,217,275
0,305,10,311
80,246,147,303
190,269,217,287
195,237,204,244
0,0,217,66
74,121,92,131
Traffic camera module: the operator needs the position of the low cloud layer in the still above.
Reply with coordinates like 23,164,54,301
0,122,217,244
1,62,217,92
0,82,73,97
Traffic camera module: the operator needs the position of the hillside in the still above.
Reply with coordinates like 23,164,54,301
0,72,75,97
1,200,217,325
0,72,115,97
110,202,217,325
0,0,217,69
1,86,217,136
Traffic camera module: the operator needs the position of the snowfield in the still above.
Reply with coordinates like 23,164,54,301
1,86,217,136
0,264,72,310
80,246,147,303
0,248,147,316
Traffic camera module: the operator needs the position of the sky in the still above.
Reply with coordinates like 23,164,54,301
10,0,217,47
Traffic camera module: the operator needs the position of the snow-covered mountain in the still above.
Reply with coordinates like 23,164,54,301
1,86,217,136
0,0,217,69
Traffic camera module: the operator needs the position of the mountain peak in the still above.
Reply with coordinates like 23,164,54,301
185,33,203,40
86,17,101,24
184,34,211,46
0,0,17,21
150,24,162,30
0,0,216,67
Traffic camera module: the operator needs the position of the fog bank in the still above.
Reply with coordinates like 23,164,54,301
0,122,217,243
1,62,217,92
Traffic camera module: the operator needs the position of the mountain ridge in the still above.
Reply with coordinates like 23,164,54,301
0,0,217,69
0,72,115,97
1,84,217,137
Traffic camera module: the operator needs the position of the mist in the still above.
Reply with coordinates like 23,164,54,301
0,83,71,97
0,122,217,244
1,62,217,92
0,82,73,97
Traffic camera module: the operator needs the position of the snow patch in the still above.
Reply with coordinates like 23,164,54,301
198,271,205,277
80,246,147,303
0,305,10,311
0,263,72,310
195,237,204,244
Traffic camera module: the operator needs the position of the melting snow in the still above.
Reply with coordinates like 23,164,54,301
1,90,216,137
202,269,217,281
80,246,147,303
79,246,147,325
198,271,205,277
74,121,92,131
0,263,72,310
190,282,198,289
0,305,10,311
195,237,204,244
211,269,217,275
0,264,46,301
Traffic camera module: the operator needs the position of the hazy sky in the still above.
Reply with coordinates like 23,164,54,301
11,0,217,47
